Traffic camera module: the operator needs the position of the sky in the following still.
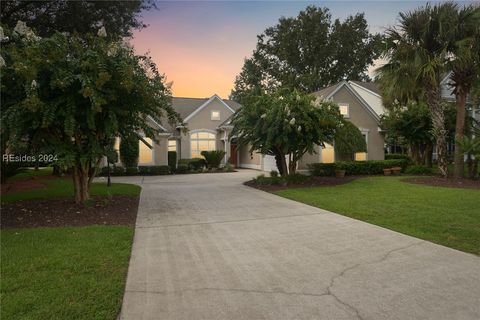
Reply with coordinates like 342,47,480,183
130,1,467,99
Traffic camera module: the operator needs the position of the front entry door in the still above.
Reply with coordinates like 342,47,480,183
230,144,238,167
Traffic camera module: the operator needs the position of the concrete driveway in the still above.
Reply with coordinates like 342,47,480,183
118,170,480,320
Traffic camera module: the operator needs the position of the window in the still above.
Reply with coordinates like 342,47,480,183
321,143,335,163
339,103,349,117
168,140,177,152
211,110,220,121
139,138,154,164
355,133,367,161
191,132,216,158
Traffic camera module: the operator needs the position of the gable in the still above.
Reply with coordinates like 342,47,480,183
186,96,235,131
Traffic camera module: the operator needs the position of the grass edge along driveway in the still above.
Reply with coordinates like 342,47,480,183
1,176,141,320
274,176,479,255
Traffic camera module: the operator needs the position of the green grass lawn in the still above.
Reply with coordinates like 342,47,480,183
8,167,54,181
1,226,133,320
2,178,141,203
1,175,141,319
274,176,480,255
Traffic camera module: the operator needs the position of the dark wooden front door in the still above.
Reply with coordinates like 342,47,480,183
230,144,238,167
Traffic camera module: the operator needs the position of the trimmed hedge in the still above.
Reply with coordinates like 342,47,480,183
112,166,125,176
150,165,170,175
168,151,177,172
138,166,151,175
385,153,411,161
178,158,206,170
125,166,139,176
99,165,170,176
176,164,189,174
309,159,408,176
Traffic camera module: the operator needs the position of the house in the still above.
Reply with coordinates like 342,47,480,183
110,82,387,171
110,94,242,167
234,80,386,172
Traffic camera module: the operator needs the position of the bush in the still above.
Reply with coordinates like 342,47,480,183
285,173,310,184
309,159,408,176
176,164,189,174
178,158,206,170
100,166,110,176
201,150,226,169
385,153,411,161
224,163,235,172
404,165,434,175
308,163,336,176
168,151,177,172
138,166,151,175
119,135,139,167
270,170,279,177
150,166,170,175
125,166,139,176
112,166,125,176
253,174,280,185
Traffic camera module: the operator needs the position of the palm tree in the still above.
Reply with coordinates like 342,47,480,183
377,3,458,177
447,4,480,178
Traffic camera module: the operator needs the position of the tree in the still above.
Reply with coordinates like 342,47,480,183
377,3,457,177
0,0,155,39
1,27,181,203
230,6,381,102
445,4,480,178
230,90,342,176
120,134,139,167
334,121,367,161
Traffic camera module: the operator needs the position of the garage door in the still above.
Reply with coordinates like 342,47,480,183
262,155,289,172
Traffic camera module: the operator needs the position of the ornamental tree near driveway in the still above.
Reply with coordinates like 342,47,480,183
1,25,180,203
230,90,342,176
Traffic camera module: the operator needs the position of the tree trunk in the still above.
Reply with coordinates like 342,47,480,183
453,91,467,178
274,149,288,176
426,87,448,177
72,165,90,204
289,153,298,174
425,143,433,168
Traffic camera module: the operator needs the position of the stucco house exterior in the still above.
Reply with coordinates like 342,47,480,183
110,81,387,171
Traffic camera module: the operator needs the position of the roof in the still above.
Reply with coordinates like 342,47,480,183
171,96,241,120
313,80,385,120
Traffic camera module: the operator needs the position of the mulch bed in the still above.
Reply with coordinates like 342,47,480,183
244,176,357,192
1,175,62,194
402,176,480,189
1,195,139,229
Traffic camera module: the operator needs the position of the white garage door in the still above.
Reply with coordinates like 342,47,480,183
262,155,289,172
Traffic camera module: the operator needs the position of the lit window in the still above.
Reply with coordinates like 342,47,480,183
191,132,216,158
339,103,349,117
139,138,154,164
168,140,177,152
321,143,335,163
211,111,220,121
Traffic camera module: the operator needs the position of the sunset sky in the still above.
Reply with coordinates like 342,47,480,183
130,1,457,99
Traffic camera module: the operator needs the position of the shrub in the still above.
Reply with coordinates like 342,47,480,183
168,151,177,172
119,135,139,167
112,166,125,176
138,166,151,175
285,173,310,184
385,153,411,161
224,163,235,172
125,166,139,176
201,150,226,169
404,165,434,175
100,166,110,176
176,164,189,174
308,159,408,176
308,163,336,176
178,158,206,170
150,165,170,175
270,170,279,177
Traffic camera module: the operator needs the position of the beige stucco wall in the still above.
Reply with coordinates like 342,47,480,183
298,145,321,170
238,144,262,168
332,86,384,161
178,98,234,160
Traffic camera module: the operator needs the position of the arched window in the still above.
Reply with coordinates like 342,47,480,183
190,132,216,158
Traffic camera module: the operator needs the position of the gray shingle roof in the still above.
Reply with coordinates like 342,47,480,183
171,97,241,120
312,83,342,98
350,81,381,95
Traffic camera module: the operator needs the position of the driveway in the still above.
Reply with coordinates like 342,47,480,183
118,170,480,320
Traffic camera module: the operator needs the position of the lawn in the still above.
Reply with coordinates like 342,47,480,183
1,174,140,319
274,176,480,255
8,167,54,181
2,178,140,203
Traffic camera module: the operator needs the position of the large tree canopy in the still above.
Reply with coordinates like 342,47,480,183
1,27,181,203
0,0,155,38
230,90,343,175
231,6,381,102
